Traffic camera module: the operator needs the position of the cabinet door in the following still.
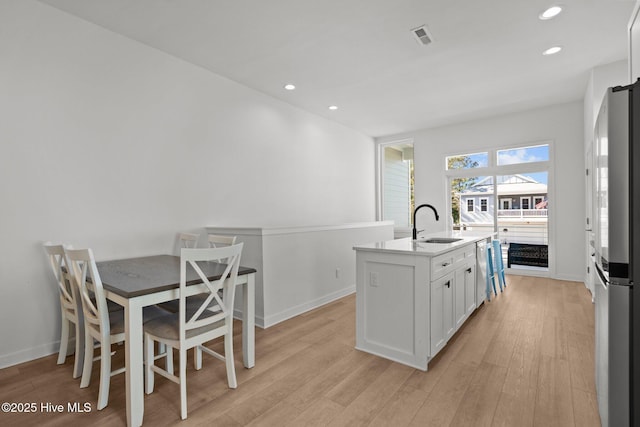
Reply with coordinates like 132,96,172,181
430,272,454,356
464,263,476,316
454,268,467,329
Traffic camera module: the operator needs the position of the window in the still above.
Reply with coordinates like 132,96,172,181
497,144,549,165
380,141,414,227
446,142,551,274
446,152,488,170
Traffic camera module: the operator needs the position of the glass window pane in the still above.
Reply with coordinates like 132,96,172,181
446,152,488,170
451,175,493,232
497,172,548,270
383,144,414,227
496,144,549,165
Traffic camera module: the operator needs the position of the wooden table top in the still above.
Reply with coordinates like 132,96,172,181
97,254,256,298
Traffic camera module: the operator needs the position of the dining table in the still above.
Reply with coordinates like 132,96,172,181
96,254,256,427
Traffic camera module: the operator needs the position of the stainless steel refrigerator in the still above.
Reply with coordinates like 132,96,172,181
594,81,640,427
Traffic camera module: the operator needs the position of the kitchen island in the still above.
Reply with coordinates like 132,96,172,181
353,232,494,371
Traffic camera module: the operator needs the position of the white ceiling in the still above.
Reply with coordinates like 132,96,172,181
39,0,636,137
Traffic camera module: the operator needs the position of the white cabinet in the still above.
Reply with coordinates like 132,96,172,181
355,234,491,371
430,272,454,356
464,263,476,316
430,245,476,358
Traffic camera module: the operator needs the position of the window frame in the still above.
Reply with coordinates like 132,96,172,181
480,198,488,212
467,199,474,212
444,140,554,276
376,139,414,231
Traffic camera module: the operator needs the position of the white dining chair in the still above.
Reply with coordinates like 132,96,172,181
207,234,237,249
66,248,166,410
144,243,243,420
43,243,84,379
179,233,200,249
159,234,238,315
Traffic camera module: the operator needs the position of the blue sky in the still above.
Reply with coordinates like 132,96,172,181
457,145,549,184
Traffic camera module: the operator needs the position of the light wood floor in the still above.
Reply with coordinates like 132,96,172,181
0,275,599,426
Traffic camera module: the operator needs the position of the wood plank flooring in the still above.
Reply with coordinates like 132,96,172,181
0,275,600,426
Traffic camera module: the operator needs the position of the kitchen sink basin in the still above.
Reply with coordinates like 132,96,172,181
419,237,463,244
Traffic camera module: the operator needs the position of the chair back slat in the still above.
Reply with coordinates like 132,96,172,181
43,243,77,311
179,233,200,249
66,248,109,336
179,244,243,339
207,235,237,265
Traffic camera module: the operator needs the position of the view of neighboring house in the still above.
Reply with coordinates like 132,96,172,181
457,174,549,268
459,174,548,226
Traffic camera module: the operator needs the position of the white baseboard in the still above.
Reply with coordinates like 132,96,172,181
262,285,356,329
552,273,584,283
0,341,60,370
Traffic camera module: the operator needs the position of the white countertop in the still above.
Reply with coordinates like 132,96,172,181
353,231,495,256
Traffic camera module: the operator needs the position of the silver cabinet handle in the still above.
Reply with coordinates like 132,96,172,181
441,262,450,267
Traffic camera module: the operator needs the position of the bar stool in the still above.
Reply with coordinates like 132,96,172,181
486,245,497,300
492,239,507,291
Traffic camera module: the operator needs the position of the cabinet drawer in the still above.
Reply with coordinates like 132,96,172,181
431,245,475,280
431,252,454,279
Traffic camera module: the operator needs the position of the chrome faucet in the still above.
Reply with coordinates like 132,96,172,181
412,204,439,240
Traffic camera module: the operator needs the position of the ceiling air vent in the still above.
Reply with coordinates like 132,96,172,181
411,25,433,46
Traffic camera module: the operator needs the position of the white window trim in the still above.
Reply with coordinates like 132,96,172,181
444,139,554,277
500,198,512,210
520,196,531,210
467,199,474,212
376,138,414,231
480,197,488,212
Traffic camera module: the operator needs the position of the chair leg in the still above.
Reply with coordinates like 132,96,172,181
224,332,237,389
58,317,69,365
166,346,174,375
179,348,188,420
72,320,83,379
80,331,93,388
97,339,111,410
194,346,202,370
145,335,155,394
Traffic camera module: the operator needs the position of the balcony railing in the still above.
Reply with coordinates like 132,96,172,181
497,209,547,218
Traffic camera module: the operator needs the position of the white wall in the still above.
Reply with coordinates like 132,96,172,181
377,102,585,281
584,60,628,143
0,1,375,367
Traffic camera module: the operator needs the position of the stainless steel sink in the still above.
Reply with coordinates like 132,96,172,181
419,237,463,244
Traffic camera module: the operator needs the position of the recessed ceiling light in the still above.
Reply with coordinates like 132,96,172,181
543,46,562,55
328,105,338,110
539,5,562,20
284,84,296,90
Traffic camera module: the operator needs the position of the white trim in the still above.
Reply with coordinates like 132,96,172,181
520,196,531,210
206,221,394,237
260,286,355,328
480,197,488,212
376,138,414,224
500,198,512,210
0,340,61,369
446,140,554,277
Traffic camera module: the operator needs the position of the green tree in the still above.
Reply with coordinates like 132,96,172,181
448,156,479,225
